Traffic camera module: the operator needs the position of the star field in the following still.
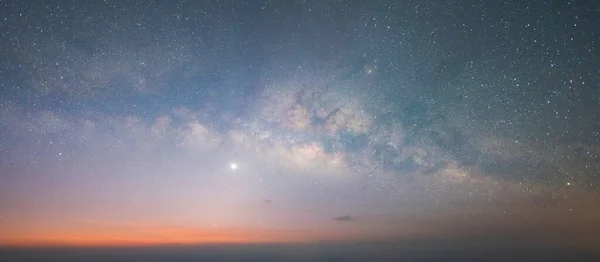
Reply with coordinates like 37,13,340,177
0,0,599,251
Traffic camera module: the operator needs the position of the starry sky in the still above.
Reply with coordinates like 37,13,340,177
0,0,599,251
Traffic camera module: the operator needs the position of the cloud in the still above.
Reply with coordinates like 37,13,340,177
333,215,354,222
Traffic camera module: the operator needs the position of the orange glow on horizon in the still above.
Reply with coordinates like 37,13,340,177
0,223,393,248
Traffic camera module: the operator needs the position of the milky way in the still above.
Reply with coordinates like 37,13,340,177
0,0,599,250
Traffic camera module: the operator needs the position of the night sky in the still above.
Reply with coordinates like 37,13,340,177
1,0,600,253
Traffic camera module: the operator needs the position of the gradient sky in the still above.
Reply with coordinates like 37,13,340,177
1,0,599,251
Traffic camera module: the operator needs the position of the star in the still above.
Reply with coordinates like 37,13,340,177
230,162,238,170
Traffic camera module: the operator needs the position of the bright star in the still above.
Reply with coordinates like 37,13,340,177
230,162,238,170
